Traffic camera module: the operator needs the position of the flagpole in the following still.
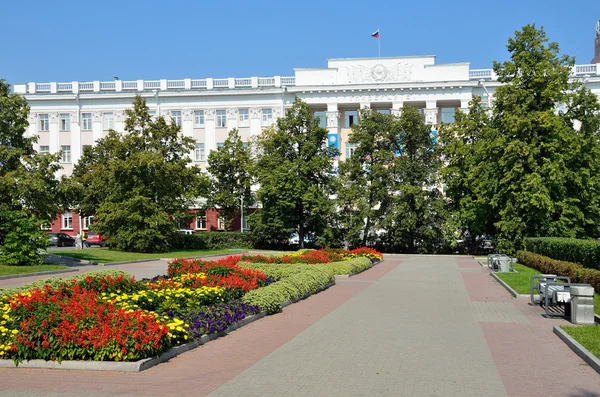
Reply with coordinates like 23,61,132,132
378,27,380,58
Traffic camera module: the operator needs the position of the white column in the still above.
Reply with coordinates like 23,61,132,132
391,101,404,117
92,111,103,143
48,112,59,154
114,110,126,133
204,109,217,152
460,98,470,114
360,102,371,110
424,101,438,128
227,108,239,131
70,111,82,165
326,103,340,149
249,108,262,137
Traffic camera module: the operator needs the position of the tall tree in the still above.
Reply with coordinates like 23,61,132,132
381,106,446,253
70,96,209,252
207,128,254,230
0,80,62,265
337,109,397,247
251,98,337,248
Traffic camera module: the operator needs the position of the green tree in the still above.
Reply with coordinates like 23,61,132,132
337,109,397,247
381,106,446,253
207,128,254,230
0,80,62,265
251,98,337,248
70,96,209,252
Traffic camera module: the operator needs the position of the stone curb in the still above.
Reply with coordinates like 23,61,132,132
0,269,79,281
553,326,600,374
490,272,529,298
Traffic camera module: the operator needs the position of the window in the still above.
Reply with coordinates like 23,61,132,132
82,113,92,130
217,216,225,230
216,110,226,127
39,145,50,155
241,216,249,231
196,215,207,230
313,111,326,128
41,222,51,230
262,109,273,126
83,216,94,230
239,109,249,126
103,113,114,130
194,110,204,127
441,108,456,124
344,110,358,128
376,109,391,115
39,114,49,131
195,143,205,162
345,142,357,158
61,145,71,163
171,111,182,126
62,212,73,229
60,113,70,131
417,108,425,121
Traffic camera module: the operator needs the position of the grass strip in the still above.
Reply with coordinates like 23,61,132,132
0,264,70,277
561,325,600,359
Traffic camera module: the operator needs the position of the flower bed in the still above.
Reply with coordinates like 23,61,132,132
240,247,383,265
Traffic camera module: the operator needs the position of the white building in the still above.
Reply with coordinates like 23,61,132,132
14,55,600,179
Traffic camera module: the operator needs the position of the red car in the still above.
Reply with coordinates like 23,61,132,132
85,231,107,247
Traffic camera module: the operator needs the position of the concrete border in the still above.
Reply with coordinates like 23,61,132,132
490,272,529,298
553,326,600,374
0,269,79,281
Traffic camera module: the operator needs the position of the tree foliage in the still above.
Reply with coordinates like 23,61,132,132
70,96,209,252
207,129,254,230
440,24,600,254
251,98,337,248
0,80,61,265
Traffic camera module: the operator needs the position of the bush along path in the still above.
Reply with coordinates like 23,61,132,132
0,248,382,367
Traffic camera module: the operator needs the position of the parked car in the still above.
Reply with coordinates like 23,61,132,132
178,229,195,235
85,231,107,247
288,233,316,246
47,232,75,247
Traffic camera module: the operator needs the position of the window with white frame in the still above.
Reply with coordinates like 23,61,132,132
62,212,73,229
171,111,182,126
217,216,225,230
262,109,273,126
441,108,456,124
344,110,358,128
242,217,249,231
313,111,326,128
61,145,71,163
39,145,50,155
41,222,51,230
82,113,92,130
195,143,205,162
196,215,207,230
60,113,70,131
345,142,357,159
39,114,49,131
83,216,94,230
194,110,204,127
103,113,114,130
216,110,226,127
239,109,249,126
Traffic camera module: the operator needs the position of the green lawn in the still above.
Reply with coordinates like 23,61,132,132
495,263,541,294
55,248,247,264
561,325,600,359
0,264,70,277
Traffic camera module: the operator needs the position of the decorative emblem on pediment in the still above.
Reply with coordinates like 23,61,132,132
326,111,339,128
183,109,194,121
226,108,239,120
346,62,414,84
49,112,59,123
93,111,103,122
249,108,261,119
204,108,216,121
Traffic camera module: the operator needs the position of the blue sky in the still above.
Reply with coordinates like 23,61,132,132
2,0,597,85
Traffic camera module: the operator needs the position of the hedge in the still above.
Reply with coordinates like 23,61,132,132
241,265,335,313
0,269,131,297
518,250,600,293
524,237,600,270
173,232,254,250
239,257,372,278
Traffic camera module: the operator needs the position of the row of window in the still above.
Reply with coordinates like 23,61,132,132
38,109,276,132
314,108,457,128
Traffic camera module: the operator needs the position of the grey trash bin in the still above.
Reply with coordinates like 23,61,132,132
497,257,511,272
570,285,595,324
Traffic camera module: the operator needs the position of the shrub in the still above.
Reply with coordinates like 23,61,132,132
524,237,600,270
173,232,254,250
517,250,600,292
241,265,335,313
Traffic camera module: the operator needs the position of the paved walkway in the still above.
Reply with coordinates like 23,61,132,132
0,255,599,396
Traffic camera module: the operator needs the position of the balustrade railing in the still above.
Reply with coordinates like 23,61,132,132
79,82,94,91
258,77,275,87
57,83,72,92
573,64,597,76
144,80,160,89
100,82,116,90
235,78,252,87
191,79,207,88
122,81,138,90
213,78,229,88
167,80,185,89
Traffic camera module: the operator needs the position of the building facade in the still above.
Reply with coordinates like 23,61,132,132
13,55,600,235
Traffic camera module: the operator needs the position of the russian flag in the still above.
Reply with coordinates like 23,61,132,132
371,29,379,38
